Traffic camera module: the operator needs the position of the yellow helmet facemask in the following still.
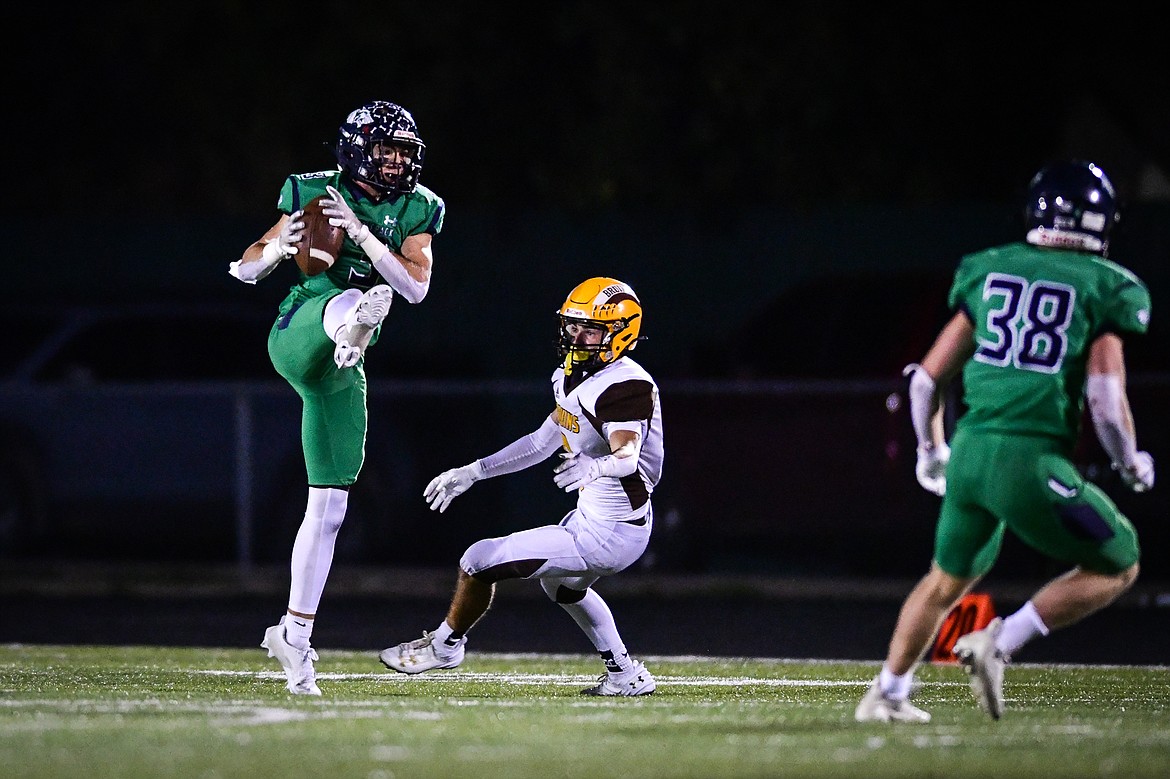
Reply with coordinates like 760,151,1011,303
556,277,643,375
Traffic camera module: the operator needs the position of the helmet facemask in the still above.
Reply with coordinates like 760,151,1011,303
558,316,629,374
335,101,426,196
556,277,643,376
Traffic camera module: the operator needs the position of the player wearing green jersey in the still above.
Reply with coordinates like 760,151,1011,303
230,101,445,695
856,161,1153,723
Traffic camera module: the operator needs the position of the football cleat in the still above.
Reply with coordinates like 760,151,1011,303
580,660,656,696
379,631,465,675
261,622,321,696
854,677,931,723
334,284,393,369
953,616,1006,720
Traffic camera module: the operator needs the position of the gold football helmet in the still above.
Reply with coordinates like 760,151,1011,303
557,277,643,375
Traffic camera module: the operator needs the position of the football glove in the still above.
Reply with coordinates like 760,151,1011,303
553,451,613,492
276,210,305,255
915,443,950,497
321,185,370,243
1114,451,1155,493
423,461,485,513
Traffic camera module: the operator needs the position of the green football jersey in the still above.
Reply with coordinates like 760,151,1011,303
949,241,1151,446
276,170,445,303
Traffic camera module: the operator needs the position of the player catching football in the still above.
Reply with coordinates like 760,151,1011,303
230,100,445,695
379,277,663,696
856,161,1154,723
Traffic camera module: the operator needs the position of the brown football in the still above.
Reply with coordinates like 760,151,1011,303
295,195,346,276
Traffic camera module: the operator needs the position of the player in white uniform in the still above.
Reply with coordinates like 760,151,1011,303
379,277,663,695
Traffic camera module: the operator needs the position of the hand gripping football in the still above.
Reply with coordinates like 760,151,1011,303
296,195,346,276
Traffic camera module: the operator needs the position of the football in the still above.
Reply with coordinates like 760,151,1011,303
295,195,346,276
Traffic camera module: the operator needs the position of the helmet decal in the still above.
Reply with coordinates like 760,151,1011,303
557,277,644,375
335,100,426,196
1024,160,1119,256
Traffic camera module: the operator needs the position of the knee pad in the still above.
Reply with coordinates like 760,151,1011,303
461,538,545,583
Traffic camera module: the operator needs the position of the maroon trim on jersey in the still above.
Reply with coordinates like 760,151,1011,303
596,379,655,422
580,378,654,435
470,558,545,583
578,378,654,510
619,474,649,510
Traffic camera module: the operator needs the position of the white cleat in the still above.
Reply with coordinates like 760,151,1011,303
953,616,1006,720
854,677,931,723
261,623,321,696
580,660,656,696
334,284,393,369
379,631,465,675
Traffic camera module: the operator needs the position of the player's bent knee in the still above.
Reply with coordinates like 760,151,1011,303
925,564,976,604
539,578,587,603
556,586,587,604
1115,562,1140,590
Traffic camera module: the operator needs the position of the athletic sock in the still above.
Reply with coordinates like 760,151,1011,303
997,600,1049,657
284,614,313,650
433,621,463,654
879,665,913,700
601,649,634,674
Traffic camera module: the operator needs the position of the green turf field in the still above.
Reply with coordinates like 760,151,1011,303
1,644,1166,778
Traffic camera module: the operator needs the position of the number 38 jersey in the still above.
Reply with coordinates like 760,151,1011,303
550,357,664,521
949,241,1151,446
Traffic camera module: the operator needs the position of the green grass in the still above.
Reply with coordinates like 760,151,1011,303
1,644,1166,779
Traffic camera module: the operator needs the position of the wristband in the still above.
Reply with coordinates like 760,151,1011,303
228,241,285,284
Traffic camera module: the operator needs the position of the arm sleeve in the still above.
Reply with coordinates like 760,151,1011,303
1086,374,1139,468
904,363,941,449
476,414,563,479
228,241,285,284
368,239,430,304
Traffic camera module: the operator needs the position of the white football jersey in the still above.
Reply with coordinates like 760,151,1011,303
550,357,663,521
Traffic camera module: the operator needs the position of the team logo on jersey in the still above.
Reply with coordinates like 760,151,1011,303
553,404,580,434
378,216,398,243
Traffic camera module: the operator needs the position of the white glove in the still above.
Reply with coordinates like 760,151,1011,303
1115,451,1155,493
321,185,370,243
228,217,301,284
276,210,305,255
553,452,607,492
423,461,484,513
915,443,950,496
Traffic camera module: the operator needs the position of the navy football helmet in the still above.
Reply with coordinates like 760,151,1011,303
335,101,425,196
1024,160,1119,255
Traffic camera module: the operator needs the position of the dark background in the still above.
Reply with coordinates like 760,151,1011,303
9,3,1169,374
3,4,1168,655
10,4,1170,218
